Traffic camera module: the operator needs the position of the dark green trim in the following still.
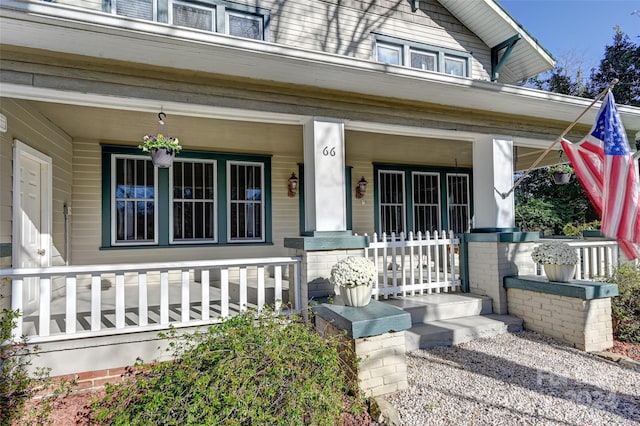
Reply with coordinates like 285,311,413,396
346,166,353,231
504,276,619,300
312,299,411,339
472,227,520,233
491,34,521,82
0,243,11,258
101,145,272,249
298,163,305,235
157,168,170,245
284,235,369,251
100,242,274,250
459,234,469,292
465,232,540,243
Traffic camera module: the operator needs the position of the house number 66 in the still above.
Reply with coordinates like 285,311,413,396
322,146,336,157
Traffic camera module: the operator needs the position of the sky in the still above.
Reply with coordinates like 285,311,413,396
499,0,640,74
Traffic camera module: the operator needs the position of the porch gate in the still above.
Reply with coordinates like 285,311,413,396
363,231,461,298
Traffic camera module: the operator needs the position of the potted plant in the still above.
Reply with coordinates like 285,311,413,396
139,133,182,168
531,241,578,282
549,164,573,185
329,256,377,307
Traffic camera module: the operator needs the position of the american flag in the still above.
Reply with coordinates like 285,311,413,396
561,91,640,260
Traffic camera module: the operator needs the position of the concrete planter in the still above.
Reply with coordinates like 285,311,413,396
338,284,373,307
543,263,576,282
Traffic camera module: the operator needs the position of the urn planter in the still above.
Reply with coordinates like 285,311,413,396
339,285,373,307
543,263,576,282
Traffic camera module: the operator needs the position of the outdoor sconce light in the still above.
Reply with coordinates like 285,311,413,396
288,172,299,197
355,176,368,199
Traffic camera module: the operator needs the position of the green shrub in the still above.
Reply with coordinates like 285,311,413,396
607,263,640,344
89,310,365,425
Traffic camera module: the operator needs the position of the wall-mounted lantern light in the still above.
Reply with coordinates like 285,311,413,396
355,176,368,199
288,172,299,197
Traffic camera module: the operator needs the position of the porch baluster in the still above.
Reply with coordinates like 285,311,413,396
66,276,76,334
160,271,169,325
139,273,148,327
181,270,190,323
115,273,125,329
201,269,210,321
91,275,101,331
274,265,282,311
220,268,229,317
11,277,23,340
408,232,416,296
40,276,51,337
239,267,248,312
257,266,265,311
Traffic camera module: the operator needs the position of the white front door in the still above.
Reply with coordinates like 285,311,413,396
13,140,52,314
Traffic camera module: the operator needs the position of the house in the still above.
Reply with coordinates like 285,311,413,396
1,0,639,378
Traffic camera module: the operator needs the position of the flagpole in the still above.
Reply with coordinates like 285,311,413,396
498,79,619,199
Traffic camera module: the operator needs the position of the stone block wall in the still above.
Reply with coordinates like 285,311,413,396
315,316,408,398
291,248,363,298
507,288,614,352
468,241,536,314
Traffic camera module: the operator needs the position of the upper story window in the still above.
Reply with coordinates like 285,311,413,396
374,35,470,78
106,0,268,41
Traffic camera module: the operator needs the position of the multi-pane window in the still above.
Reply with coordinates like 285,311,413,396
376,167,471,236
171,160,216,243
446,174,471,234
108,0,267,40
112,156,157,245
171,1,214,31
104,147,270,247
410,49,436,71
378,170,405,235
444,56,467,77
227,11,263,40
374,35,470,77
228,162,264,241
376,43,402,65
413,172,441,233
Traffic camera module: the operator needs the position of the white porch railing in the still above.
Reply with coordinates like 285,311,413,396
0,257,302,344
532,239,620,280
363,231,461,298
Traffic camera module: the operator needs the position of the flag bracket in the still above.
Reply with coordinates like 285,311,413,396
498,79,620,200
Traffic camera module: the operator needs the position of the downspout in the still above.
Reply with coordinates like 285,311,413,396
63,203,71,266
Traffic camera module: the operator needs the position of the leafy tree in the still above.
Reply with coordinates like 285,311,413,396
514,168,598,236
586,27,640,106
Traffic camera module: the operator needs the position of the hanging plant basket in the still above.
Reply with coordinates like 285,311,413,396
552,171,571,185
151,148,176,168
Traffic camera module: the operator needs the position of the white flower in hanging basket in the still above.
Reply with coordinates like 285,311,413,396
139,133,182,153
531,242,578,265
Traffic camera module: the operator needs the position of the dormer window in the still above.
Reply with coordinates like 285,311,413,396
374,35,470,78
106,0,268,41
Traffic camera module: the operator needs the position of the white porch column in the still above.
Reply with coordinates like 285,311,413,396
303,117,347,232
472,135,515,229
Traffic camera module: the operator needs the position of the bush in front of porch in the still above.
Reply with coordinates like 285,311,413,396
607,263,640,344
87,310,368,425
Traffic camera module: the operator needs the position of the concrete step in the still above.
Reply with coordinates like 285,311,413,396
382,293,492,324
404,314,524,351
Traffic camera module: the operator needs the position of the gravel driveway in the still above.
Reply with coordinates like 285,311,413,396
386,331,640,425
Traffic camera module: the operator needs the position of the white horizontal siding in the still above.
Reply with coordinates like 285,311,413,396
0,99,73,268
70,124,303,265
53,0,492,80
